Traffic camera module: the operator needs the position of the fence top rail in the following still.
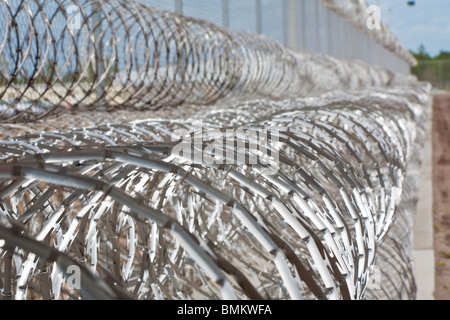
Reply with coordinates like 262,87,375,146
318,0,417,67
416,60,450,65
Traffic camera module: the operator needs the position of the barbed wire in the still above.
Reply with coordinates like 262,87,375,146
0,0,416,123
0,81,431,300
0,0,432,301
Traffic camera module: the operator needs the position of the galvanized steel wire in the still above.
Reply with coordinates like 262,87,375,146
0,81,432,300
0,0,432,301
0,0,415,123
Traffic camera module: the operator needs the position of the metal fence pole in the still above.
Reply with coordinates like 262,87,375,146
325,5,332,55
92,0,105,105
337,15,343,59
282,0,288,47
255,0,262,34
314,0,320,52
300,0,306,50
175,0,183,14
222,0,229,29
288,0,298,50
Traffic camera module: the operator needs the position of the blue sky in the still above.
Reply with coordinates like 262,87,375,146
137,0,449,57
367,0,450,56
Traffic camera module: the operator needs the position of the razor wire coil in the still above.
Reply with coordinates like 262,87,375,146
0,0,415,123
0,0,432,301
0,82,432,300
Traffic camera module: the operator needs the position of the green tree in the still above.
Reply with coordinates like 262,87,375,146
435,51,450,61
410,45,450,90
410,44,431,61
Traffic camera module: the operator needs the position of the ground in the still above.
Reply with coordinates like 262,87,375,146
432,93,450,300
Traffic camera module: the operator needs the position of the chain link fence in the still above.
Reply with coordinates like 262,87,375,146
0,0,416,123
412,60,450,90
136,0,416,73
0,0,432,301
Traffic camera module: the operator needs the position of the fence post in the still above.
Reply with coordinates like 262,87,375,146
282,0,288,46
288,0,298,50
222,0,229,29
325,5,332,55
256,0,262,34
300,0,306,50
175,0,183,14
92,0,105,105
314,0,320,52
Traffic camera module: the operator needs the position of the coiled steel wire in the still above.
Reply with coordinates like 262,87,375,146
0,0,432,301
0,0,416,122
0,82,431,300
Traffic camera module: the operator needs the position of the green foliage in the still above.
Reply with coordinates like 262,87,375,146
440,251,450,259
411,44,432,61
410,45,450,89
435,51,450,61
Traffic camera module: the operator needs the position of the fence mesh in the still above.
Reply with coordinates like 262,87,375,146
134,0,416,73
0,0,432,300
412,60,450,90
0,0,418,123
